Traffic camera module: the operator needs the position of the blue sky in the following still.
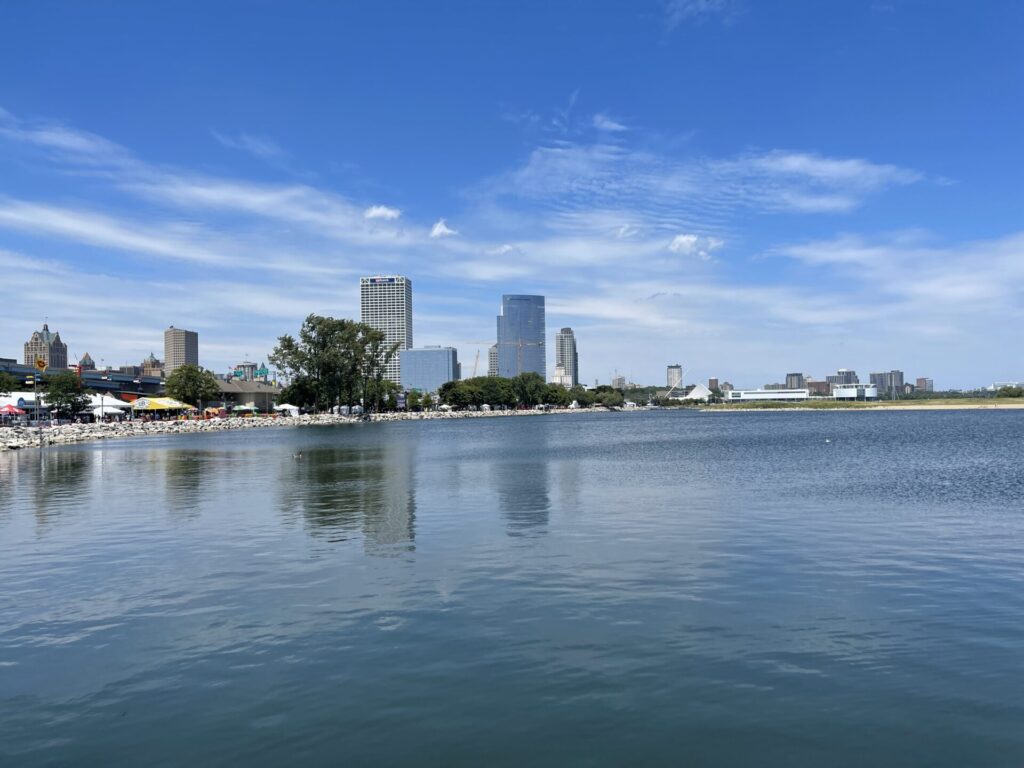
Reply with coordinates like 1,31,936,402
1,1,1022,388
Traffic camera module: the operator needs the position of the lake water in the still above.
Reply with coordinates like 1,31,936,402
2,410,1023,766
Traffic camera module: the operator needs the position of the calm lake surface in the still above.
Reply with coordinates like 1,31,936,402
2,410,1023,766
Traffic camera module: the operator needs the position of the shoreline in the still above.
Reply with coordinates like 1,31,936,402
0,407,602,452
700,402,1024,413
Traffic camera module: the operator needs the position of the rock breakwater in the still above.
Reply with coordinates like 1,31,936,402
0,408,598,452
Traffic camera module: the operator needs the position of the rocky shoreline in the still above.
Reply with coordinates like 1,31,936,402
0,407,600,452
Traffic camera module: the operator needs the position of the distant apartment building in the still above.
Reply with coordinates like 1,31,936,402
554,327,579,387
785,372,806,389
487,344,498,377
23,323,68,370
870,370,905,399
164,326,198,376
611,374,627,389
667,364,683,388
360,275,413,385
708,377,720,391
400,346,459,393
916,377,934,392
496,294,545,378
720,381,734,392
806,379,831,396
826,368,859,388
551,364,574,387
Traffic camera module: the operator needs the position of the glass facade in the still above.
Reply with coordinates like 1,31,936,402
400,347,459,393
496,295,545,379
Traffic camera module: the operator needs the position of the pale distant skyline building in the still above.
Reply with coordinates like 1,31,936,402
164,326,198,376
496,294,545,378
554,327,578,387
708,377,720,391
611,374,626,389
23,323,68,370
916,377,934,392
786,372,806,389
826,368,859,389
667,364,683,388
870,370,905,399
360,275,413,385
487,344,498,377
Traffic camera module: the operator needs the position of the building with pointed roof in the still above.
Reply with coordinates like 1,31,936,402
23,323,68,370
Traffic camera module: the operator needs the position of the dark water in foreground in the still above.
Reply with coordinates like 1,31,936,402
1,410,1023,766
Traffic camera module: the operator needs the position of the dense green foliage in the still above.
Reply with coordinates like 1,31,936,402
0,371,18,396
44,370,90,417
437,374,623,410
270,314,398,412
997,386,1024,398
165,364,222,406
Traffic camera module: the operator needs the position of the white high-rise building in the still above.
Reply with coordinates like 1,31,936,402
667,364,683,388
554,327,578,387
164,326,199,376
487,344,498,377
360,275,413,384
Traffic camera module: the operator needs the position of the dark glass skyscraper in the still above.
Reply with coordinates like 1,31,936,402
496,295,545,378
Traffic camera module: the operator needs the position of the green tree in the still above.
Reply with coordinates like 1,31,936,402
406,390,421,411
568,385,595,407
597,390,625,408
0,371,18,397
278,377,317,409
44,370,90,418
511,372,547,407
544,383,571,407
421,392,434,411
165,364,222,407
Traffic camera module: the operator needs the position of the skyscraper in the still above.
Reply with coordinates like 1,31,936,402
23,323,68,370
496,295,545,378
360,275,413,384
487,344,498,377
916,377,934,392
164,326,198,376
667,364,683,388
826,368,859,388
554,327,578,387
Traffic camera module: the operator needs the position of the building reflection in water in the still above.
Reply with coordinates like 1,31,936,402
280,437,416,555
495,422,552,536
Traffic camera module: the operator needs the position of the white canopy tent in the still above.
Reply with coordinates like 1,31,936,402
273,403,300,416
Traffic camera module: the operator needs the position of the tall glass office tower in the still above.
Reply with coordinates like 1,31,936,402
496,294,545,379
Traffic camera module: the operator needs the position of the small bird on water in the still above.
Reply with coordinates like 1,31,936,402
294,451,303,459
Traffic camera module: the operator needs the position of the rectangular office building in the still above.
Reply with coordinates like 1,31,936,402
360,275,413,385
400,346,459,393
164,326,198,376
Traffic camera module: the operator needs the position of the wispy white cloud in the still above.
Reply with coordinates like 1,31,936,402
664,0,739,30
430,218,458,238
593,112,628,132
363,204,402,220
211,130,284,159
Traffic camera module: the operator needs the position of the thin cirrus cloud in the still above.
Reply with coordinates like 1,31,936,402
210,129,285,159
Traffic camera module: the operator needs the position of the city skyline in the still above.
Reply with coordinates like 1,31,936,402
1,4,1023,387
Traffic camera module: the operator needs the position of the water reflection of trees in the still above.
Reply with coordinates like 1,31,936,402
280,440,416,554
160,450,205,517
29,450,93,530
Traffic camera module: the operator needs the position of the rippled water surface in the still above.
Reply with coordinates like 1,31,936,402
2,410,1023,766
